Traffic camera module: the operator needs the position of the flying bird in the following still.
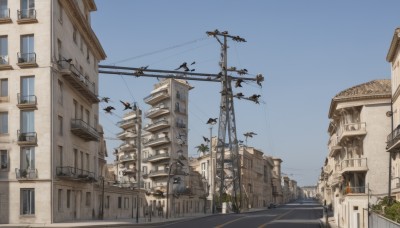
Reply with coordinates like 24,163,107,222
206,118,218,125
235,79,244,88
190,61,196,65
256,74,264,87
100,97,110,103
244,132,257,138
103,106,115,113
234,92,244,99
175,62,189,71
203,136,210,143
120,100,132,110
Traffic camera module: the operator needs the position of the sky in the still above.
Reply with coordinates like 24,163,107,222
91,0,400,187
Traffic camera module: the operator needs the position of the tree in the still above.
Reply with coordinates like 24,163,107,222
195,143,209,154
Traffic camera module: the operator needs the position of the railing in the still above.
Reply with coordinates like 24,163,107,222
58,60,96,95
0,55,9,65
148,169,168,177
71,119,99,139
15,168,37,179
117,119,135,128
0,8,10,19
18,9,36,20
387,124,400,150
342,186,366,195
143,90,169,103
144,119,168,130
143,137,170,146
145,106,169,118
56,166,96,182
120,155,136,162
144,153,170,162
340,158,367,171
338,122,366,140
17,131,37,144
17,52,36,64
17,93,37,106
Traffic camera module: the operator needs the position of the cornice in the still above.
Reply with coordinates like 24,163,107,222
60,0,106,60
387,28,400,63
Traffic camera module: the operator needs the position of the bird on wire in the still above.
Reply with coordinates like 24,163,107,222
235,79,244,88
100,97,110,103
206,118,218,125
120,100,133,110
234,92,244,99
103,106,115,114
256,74,264,87
237,68,248,75
175,62,190,71
248,94,261,104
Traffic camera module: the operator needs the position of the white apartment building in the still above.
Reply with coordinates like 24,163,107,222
324,79,391,228
386,27,400,202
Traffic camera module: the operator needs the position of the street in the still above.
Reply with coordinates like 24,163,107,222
156,199,323,228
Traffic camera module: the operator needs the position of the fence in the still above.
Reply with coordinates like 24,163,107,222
369,212,400,228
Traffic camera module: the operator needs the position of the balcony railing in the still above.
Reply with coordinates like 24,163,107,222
145,107,169,119
328,136,341,157
17,9,37,22
117,119,135,129
70,119,99,141
387,124,400,152
122,168,136,176
119,141,135,151
56,166,96,182
143,153,170,163
143,137,170,147
17,131,37,145
0,8,11,22
342,186,366,195
340,158,368,173
338,122,366,142
0,55,10,66
58,60,98,103
148,169,169,177
143,119,169,132
17,52,37,67
119,154,136,162
143,90,169,105
17,93,37,109
15,168,38,179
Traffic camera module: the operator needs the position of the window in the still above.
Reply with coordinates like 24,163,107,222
0,150,8,170
85,153,89,170
73,149,78,170
57,80,63,105
58,116,63,136
124,197,129,209
20,76,35,104
105,196,110,209
0,36,8,64
20,35,34,63
66,190,71,208
0,112,8,134
118,196,122,209
0,0,9,19
20,0,35,19
73,99,78,118
21,110,34,133
73,27,77,44
58,189,62,211
58,146,63,167
21,147,35,170
85,192,91,207
80,151,83,169
201,162,207,179
21,188,35,215
0,79,8,97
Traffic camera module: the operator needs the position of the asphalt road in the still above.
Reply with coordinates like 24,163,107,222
157,199,323,228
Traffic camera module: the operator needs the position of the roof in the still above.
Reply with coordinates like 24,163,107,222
328,79,391,118
387,28,400,62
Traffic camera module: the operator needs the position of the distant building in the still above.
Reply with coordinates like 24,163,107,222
301,186,317,199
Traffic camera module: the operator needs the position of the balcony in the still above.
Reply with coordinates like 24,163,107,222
0,8,11,23
56,166,96,182
342,186,366,195
143,119,169,132
145,107,169,119
17,9,37,24
58,61,99,103
17,52,37,68
15,168,37,179
117,119,135,129
70,119,99,141
387,124,400,152
122,168,136,176
0,55,12,70
330,173,342,186
340,158,368,174
143,137,170,147
17,131,37,145
338,122,366,143
119,141,136,151
17,94,37,109
143,90,169,105
148,169,169,178
116,130,137,140
119,154,136,162
143,153,170,163
392,177,400,189
328,136,341,157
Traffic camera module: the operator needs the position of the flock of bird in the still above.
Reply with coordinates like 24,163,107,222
101,97,136,114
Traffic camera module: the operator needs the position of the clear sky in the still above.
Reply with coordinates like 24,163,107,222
91,0,400,187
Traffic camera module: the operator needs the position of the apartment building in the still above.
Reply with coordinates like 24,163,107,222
386,27,400,202
271,157,283,204
322,79,391,228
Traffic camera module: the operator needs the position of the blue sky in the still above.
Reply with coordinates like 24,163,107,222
92,0,400,186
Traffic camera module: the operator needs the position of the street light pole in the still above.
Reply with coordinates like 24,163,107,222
101,176,105,220
209,125,215,214
134,104,142,223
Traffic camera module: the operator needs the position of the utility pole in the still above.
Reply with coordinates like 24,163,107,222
134,104,142,223
98,30,262,214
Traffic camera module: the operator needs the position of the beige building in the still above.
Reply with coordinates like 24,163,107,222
386,27,400,202
321,79,391,228
271,157,283,204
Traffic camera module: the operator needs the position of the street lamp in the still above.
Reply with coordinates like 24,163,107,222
166,150,185,219
207,120,217,214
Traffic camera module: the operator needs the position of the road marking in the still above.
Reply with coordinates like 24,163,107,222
257,209,294,228
214,216,246,228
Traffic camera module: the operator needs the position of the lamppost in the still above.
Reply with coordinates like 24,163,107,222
207,120,216,213
133,103,142,223
166,151,185,219
99,176,105,220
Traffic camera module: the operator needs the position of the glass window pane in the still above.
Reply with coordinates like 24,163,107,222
0,150,7,170
1,79,8,97
21,111,34,132
0,112,8,134
0,36,7,57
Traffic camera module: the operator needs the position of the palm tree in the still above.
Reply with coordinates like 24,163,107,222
195,143,209,154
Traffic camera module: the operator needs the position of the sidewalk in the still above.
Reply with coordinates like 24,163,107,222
320,210,338,228
0,208,268,228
